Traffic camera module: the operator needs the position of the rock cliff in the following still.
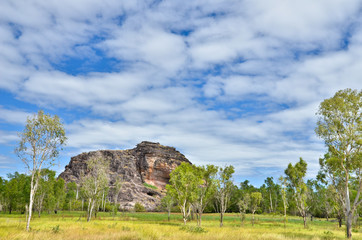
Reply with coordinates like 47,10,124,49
59,141,190,210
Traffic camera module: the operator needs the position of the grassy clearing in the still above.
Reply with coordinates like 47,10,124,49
0,211,360,240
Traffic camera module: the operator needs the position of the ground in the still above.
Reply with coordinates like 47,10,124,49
0,211,360,240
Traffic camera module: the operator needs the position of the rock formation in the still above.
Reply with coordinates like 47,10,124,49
59,141,191,210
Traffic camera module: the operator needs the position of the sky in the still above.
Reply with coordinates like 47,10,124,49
0,0,361,187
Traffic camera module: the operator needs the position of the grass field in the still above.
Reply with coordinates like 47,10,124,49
0,211,361,240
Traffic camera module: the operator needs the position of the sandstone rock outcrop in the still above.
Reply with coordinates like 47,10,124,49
59,141,190,210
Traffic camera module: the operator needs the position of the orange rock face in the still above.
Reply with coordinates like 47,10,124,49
59,141,191,210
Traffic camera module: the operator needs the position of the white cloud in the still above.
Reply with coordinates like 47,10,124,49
0,130,18,144
0,107,30,125
0,0,361,185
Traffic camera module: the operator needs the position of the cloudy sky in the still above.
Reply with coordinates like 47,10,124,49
0,0,361,186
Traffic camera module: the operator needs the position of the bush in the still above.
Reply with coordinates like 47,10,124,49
322,231,335,240
52,225,60,234
179,226,207,233
134,202,146,212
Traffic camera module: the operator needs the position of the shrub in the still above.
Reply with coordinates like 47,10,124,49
134,202,146,212
322,231,335,240
52,225,60,234
179,226,207,233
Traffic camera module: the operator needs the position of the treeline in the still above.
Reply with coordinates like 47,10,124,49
163,158,358,229
0,168,117,217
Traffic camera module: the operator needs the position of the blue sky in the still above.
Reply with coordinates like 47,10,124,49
0,0,361,186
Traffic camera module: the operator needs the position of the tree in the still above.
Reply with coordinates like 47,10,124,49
53,177,66,213
0,177,5,212
161,193,174,221
278,176,288,227
80,157,110,222
315,89,362,239
166,162,198,225
192,165,218,226
15,110,66,231
215,165,235,227
264,177,277,213
111,177,122,217
237,193,250,225
284,158,309,228
250,192,262,226
34,169,56,217
65,182,77,211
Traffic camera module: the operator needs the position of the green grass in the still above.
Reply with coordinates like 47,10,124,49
0,211,361,240
143,182,158,190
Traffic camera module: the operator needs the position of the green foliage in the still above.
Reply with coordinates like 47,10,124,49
134,202,146,212
3,172,30,214
250,192,262,213
166,162,199,224
15,110,66,231
316,89,362,238
216,165,235,227
80,157,110,221
284,158,309,227
16,110,67,171
143,182,158,190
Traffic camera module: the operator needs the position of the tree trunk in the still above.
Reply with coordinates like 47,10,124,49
101,191,104,212
182,202,187,225
168,208,170,222
269,192,273,213
26,187,35,231
88,199,95,222
87,198,91,221
26,172,39,232
303,215,307,228
220,211,224,227
199,211,202,227
284,204,287,228
252,211,255,226
345,185,353,239
346,211,353,239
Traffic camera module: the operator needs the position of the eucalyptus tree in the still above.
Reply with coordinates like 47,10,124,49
80,157,110,222
166,162,199,225
192,164,218,226
34,169,56,217
53,177,66,213
250,192,262,226
315,89,362,239
215,165,235,227
15,110,66,231
237,193,250,225
278,176,288,227
161,193,174,221
264,177,277,213
4,172,30,214
111,177,123,217
65,182,77,211
284,158,309,228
